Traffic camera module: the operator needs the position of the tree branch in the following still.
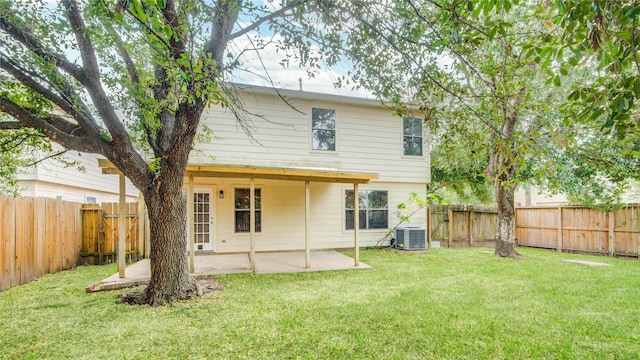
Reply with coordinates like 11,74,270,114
24,149,68,167
0,121,24,130
405,0,494,90
205,0,243,58
102,21,140,84
0,54,102,137
229,1,304,40
336,2,504,138
0,97,103,153
159,0,187,59
122,5,172,50
632,0,640,76
63,0,99,77
61,0,134,150
0,11,85,82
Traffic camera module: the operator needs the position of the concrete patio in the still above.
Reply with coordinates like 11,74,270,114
86,250,370,292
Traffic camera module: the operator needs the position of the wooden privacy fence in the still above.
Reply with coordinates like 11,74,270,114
1,195,146,291
516,205,640,257
81,202,147,265
429,204,498,247
1,195,82,291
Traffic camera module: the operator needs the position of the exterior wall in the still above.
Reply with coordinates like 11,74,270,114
514,186,568,207
18,180,137,203
192,86,430,184
187,177,427,253
16,145,138,201
515,184,640,207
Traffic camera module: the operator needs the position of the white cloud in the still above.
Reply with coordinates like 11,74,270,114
227,34,373,99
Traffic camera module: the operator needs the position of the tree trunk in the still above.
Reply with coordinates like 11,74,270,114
488,90,525,259
143,177,196,306
494,181,521,258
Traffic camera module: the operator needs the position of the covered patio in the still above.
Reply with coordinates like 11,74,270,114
98,160,378,278
86,250,371,292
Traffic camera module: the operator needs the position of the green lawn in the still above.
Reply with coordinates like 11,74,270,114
1,248,640,359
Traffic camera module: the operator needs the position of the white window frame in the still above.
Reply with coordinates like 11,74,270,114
311,107,337,152
345,189,389,230
403,116,423,156
234,187,262,233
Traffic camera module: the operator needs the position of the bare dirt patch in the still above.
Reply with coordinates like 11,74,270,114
118,277,223,305
562,259,612,267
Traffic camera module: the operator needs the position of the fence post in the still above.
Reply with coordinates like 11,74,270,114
556,206,563,253
469,210,474,247
9,197,16,288
608,211,615,257
34,198,46,279
427,206,432,249
447,207,453,248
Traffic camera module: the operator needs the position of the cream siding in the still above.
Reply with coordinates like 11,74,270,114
192,90,430,184
184,87,429,253
17,180,137,203
16,146,138,201
186,178,426,253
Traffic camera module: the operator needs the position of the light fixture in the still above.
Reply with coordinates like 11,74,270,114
219,190,224,199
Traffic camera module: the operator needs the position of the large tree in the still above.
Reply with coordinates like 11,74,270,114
339,0,574,258
0,0,352,305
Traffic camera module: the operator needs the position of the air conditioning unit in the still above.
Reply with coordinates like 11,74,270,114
395,226,427,250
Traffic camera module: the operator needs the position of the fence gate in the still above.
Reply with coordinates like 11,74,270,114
81,203,144,264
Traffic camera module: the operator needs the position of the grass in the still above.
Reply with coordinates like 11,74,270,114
1,248,640,359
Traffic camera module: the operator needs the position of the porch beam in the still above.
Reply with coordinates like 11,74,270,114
99,159,378,184
137,192,145,259
188,175,195,273
249,177,256,271
305,181,311,268
354,183,360,266
118,173,126,278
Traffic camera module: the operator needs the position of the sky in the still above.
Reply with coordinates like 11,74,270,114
36,0,373,99
226,1,374,99
227,40,373,99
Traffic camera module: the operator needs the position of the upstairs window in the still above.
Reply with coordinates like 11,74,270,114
234,188,261,232
345,190,388,230
312,108,336,151
403,116,423,156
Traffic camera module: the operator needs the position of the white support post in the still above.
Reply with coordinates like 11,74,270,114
188,175,195,273
249,177,256,271
353,183,360,266
137,192,145,259
118,173,126,278
305,181,311,269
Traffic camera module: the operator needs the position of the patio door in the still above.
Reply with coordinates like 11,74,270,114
193,190,213,251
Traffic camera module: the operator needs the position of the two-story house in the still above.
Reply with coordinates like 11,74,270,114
182,84,430,255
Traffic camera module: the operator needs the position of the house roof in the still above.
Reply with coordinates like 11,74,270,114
99,160,378,184
228,83,389,108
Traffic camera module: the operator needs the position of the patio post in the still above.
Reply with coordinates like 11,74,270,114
118,173,126,278
354,182,359,266
188,175,195,273
249,177,256,271
137,192,145,259
305,181,310,268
